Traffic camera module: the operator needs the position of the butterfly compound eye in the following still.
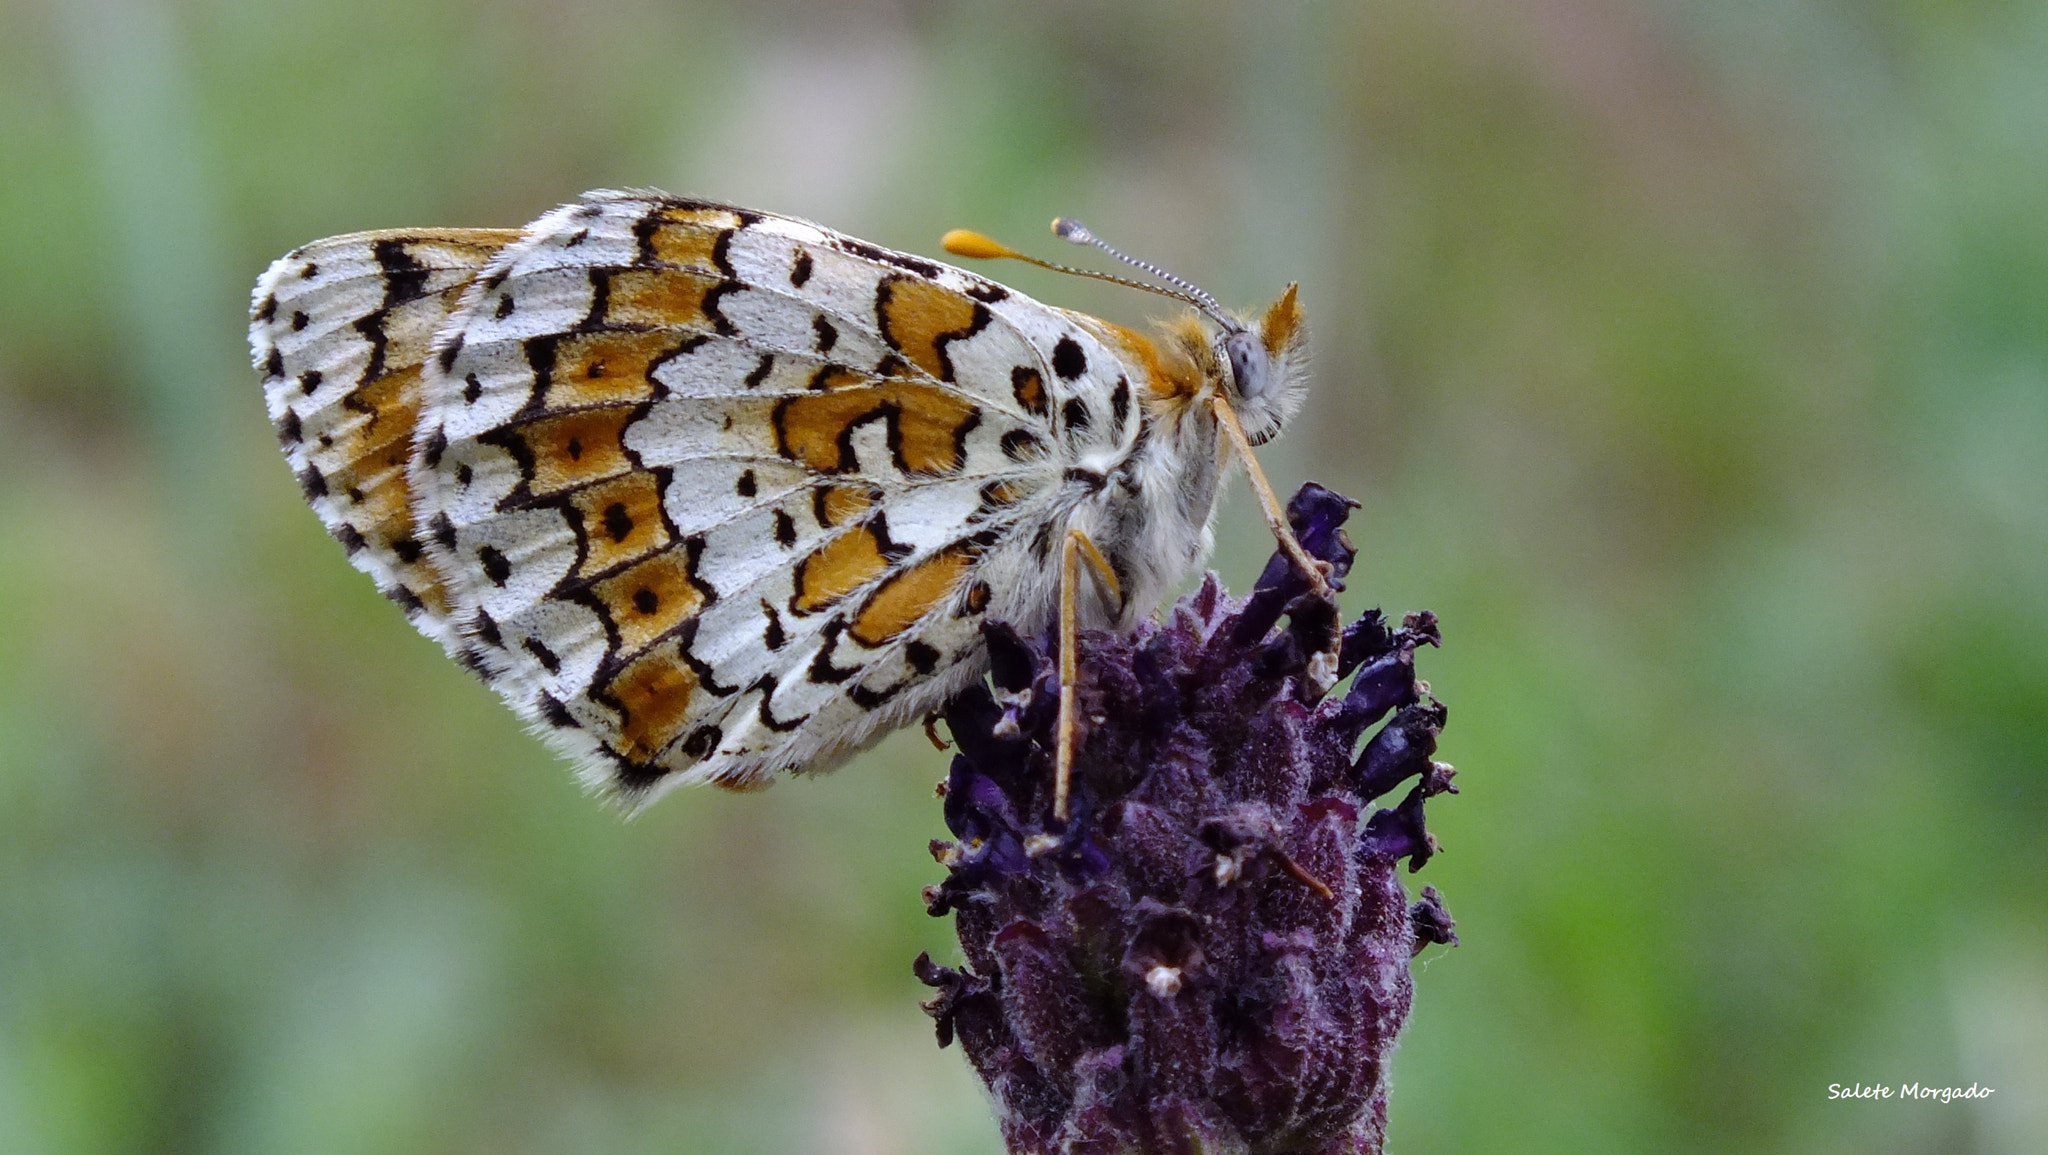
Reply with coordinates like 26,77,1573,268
1225,329,1266,399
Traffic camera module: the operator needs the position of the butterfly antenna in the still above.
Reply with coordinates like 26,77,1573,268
1051,218,1235,329
942,228,1214,315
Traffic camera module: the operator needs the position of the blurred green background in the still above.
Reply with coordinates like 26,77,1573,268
2,0,2043,1151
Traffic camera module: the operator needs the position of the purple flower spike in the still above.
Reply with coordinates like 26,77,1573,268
919,485,1458,1155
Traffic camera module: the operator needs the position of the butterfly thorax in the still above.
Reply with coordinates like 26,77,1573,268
1047,312,1232,629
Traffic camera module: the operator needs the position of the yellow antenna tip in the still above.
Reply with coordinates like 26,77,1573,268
941,229,1021,261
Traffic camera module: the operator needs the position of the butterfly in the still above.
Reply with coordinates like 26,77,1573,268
251,189,1319,812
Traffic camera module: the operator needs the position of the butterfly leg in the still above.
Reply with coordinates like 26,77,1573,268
1055,527,1124,823
1212,395,1334,600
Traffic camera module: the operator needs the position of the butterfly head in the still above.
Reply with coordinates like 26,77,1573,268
1219,284,1307,446
942,220,1311,445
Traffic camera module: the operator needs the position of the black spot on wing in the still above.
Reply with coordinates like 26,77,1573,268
681,725,720,759
371,238,429,307
478,544,512,586
538,693,579,728
472,610,502,648
1062,398,1092,436
523,637,562,674
1052,336,1087,380
602,501,635,542
421,425,447,469
1001,430,1045,461
790,249,814,287
848,681,901,709
1011,366,1047,417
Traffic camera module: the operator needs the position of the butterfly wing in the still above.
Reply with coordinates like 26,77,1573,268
408,191,1143,804
251,228,521,649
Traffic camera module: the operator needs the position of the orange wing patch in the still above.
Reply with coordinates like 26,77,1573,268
601,643,700,764
816,483,878,528
601,267,720,332
314,363,423,543
544,328,681,408
876,276,988,382
564,471,672,578
497,407,638,497
589,545,710,656
643,206,745,270
773,381,980,475
849,544,978,647
792,522,900,614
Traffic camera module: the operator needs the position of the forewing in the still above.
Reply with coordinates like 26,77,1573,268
410,192,1143,804
251,229,519,648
